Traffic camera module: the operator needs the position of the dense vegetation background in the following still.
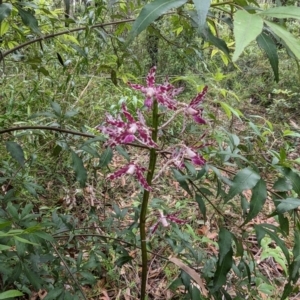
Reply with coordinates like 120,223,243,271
0,0,300,299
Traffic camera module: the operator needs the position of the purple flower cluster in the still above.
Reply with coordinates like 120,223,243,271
97,66,208,198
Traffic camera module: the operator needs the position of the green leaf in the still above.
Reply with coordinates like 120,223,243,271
51,101,62,117
23,266,42,290
219,101,243,120
115,145,130,162
233,10,263,61
16,6,41,35
243,179,267,225
192,0,210,31
115,255,133,267
258,6,300,19
195,194,206,222
218,228,232,265
71,151,87,187
281,167,300,194
276,198,300,213
99,147,113,168
256,32,279,82
127,0,187,44
44,288,64,300
290,226,300,282
6,141,25,167
0,290,24,299
265,20,300,60
0,3,12,22
14,236,38,245
171,168,193,196
0,244,11,251
273,177,292,191
212,249,233,292
201,24,229,56
225,168,260,202
255,224,290,264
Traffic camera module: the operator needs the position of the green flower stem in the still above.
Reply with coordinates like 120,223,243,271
140,101,159,300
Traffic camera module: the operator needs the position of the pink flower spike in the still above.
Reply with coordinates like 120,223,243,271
128,67,182,110
97,103,158,148
107,163,152,191
186,86,208,124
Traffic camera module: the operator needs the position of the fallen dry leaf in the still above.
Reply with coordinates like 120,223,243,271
169,257,208,296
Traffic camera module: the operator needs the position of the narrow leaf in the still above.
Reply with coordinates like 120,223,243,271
171,168,193,196
233,10,263,61
71,151,87,187
99,147,113,168
225,168,260,202
256,32,279,82
16,6,41,35
276,198,300,213
169,257,208,296
0,290,24,299
195,194,206,222
259,6,300,20
281,167,300,194
243,179,267,225
127,0,187,44
0,3,12,22
192,0,210,31
218,228,232,265
265,20,300,60
6,141,25,167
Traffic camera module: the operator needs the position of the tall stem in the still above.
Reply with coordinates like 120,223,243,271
140,101,159,299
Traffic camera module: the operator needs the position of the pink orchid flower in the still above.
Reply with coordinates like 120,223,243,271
185,86,208,124
172,145,206,169
128,66,183,110
97,103,157,148
107,162,151,191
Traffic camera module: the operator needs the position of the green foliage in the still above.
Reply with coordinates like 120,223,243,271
0,0,300,299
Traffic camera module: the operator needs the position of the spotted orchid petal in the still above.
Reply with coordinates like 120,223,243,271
107,163,151,191
128,66,182,110
186,86,208,124
97,103,157,148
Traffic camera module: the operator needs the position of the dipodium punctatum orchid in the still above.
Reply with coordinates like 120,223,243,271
150,210,188,234
97,103,158,148
185,85,208,124
107,162,152,191
128,66,183,110
172,145,206,169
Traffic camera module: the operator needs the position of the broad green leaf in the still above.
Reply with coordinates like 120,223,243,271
14,236,38,245
201,24,229,56
273,177,292,191
71,151,87,187
256,32,279,82
0,244,11,251
243,179,267,225
265,20,300,60
0,20,9,36
212,249,233,292
281,167,300,195
0,290,24,299
171,168,193,196
33,231,54,242
219,101,243,120
16,6,41,35
192,0,210,31
233,10,263,61
99,147,113,168
290,226,300,282
0,3,12,22
51,101,62,117
127,0,187,44
24,266,42,290
195,194,206,222
225,168,260,202
258,6,300,20
115,255,133,267
255,224,290,264
44,288,64,300
276,198,300,213
218,228,232,265
6,141,25,167
81,145,101,158
283,130,300,138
